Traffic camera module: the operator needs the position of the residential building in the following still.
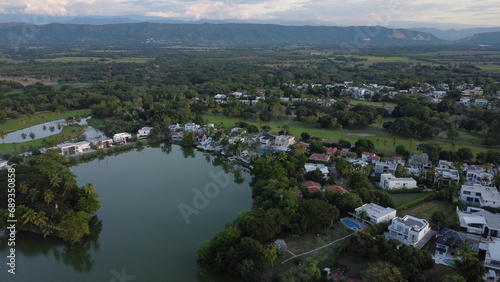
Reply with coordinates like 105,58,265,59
387,215,431,247
380,174,417,190
309,153,330,162
304,163,329,178
458,207,500,238
484,238,500,278
353,203,396,224
0,160,9,170
137,127,153,138
374,161,398,175
466,168,494,186
385,156,406,167
96,138,113,149
475,99,489,107
302,181,322,193
460,184,500,208
60,141,91,156
438,160,455,169
275,135,296,147
435,168,460,184
113,132,132,144
323,185,349,193
259,134,276,146
434,228,465,257
323,146,338,156
171,131,184,141
184,123,200,132
462,89,484,96
361,152,376,162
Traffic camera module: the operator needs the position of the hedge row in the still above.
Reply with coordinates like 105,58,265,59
396,194,434,211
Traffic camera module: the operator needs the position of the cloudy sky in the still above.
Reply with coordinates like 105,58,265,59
0,0,499,28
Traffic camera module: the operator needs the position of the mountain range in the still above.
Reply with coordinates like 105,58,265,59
0,22,498,47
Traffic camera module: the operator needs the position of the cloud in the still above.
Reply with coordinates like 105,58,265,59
0,0,498,27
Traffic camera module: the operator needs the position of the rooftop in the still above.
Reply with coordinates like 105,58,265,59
356,203,395,219
393,215,428,231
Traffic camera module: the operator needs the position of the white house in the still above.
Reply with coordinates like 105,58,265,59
259,134,276,146
374,161,398,175
353,203,396,224
460,184,500,208
457,207,500,238
184,123,200,132
275,135,296,147
96,138,113,149
137,127,153,138
60,141,91,156
484,238,500,278
304,163,329,178
214,94,226,99
436,168,460,184
466,169,494,187
387,215,431,247
380,174,417,190
474,99,489,107
113,132,132,144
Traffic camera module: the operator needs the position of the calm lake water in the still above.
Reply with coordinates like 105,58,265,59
0,144,252,281
2,117,95,143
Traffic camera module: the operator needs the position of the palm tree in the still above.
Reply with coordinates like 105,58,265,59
393,136,398,146
20,132,27,140
28,188,39,203
34,211,48,227
383,140,388,149
84,183,96,194
18,182,29,194
375,137,380,148
29,132,35,140
43,189,54,205
409,138,414,148
0,130,6,143
21,207,37,225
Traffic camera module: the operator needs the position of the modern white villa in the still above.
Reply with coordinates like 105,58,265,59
460,184,500,208
304,163,329,178
137,127,153,138
59,141,91,156
457,207,500,238
352,203,396,225
380,174,417,190
387,215,432,248
113,132,132,144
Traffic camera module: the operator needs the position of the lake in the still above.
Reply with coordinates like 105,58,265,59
0,144,253,281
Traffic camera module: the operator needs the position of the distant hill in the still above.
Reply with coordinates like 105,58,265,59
410,27,500,41
456,31,500,45
64,17,139,25
0,22,444,47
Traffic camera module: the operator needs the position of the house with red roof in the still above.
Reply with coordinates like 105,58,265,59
323,146,338,156
302,181,322,192
309,153,330,162
324,185,349,193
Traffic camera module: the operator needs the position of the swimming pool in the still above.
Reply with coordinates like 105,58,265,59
444,259,455,265
341,219,361,229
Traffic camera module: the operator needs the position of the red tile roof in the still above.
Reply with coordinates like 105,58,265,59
324,185,349,193
362,152,376,156
309,153,330,161
302,181,322,193
323,146,338,155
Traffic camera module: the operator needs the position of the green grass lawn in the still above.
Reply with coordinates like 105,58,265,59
201,113,498,157
396,200,455,223
478,65,500,72
390,193,430,208
276,222,354,267
0,109,91,133
351,100,397,107
0,124,85,154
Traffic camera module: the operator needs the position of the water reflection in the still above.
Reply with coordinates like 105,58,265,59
0,216,102,273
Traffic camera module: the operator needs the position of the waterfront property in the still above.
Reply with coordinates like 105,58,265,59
59,141,91,156
460,184,500,208
138,127,153,139
113,132,132,144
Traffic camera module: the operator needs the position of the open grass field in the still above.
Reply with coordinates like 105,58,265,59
390,193,430,208
478,65,500,72
0,109,91,133
276,222,354,267
356,55,412,63
351,100,397,107
201,113,498,157
0,124,85,154
396,200,455,223
36,57,153,63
